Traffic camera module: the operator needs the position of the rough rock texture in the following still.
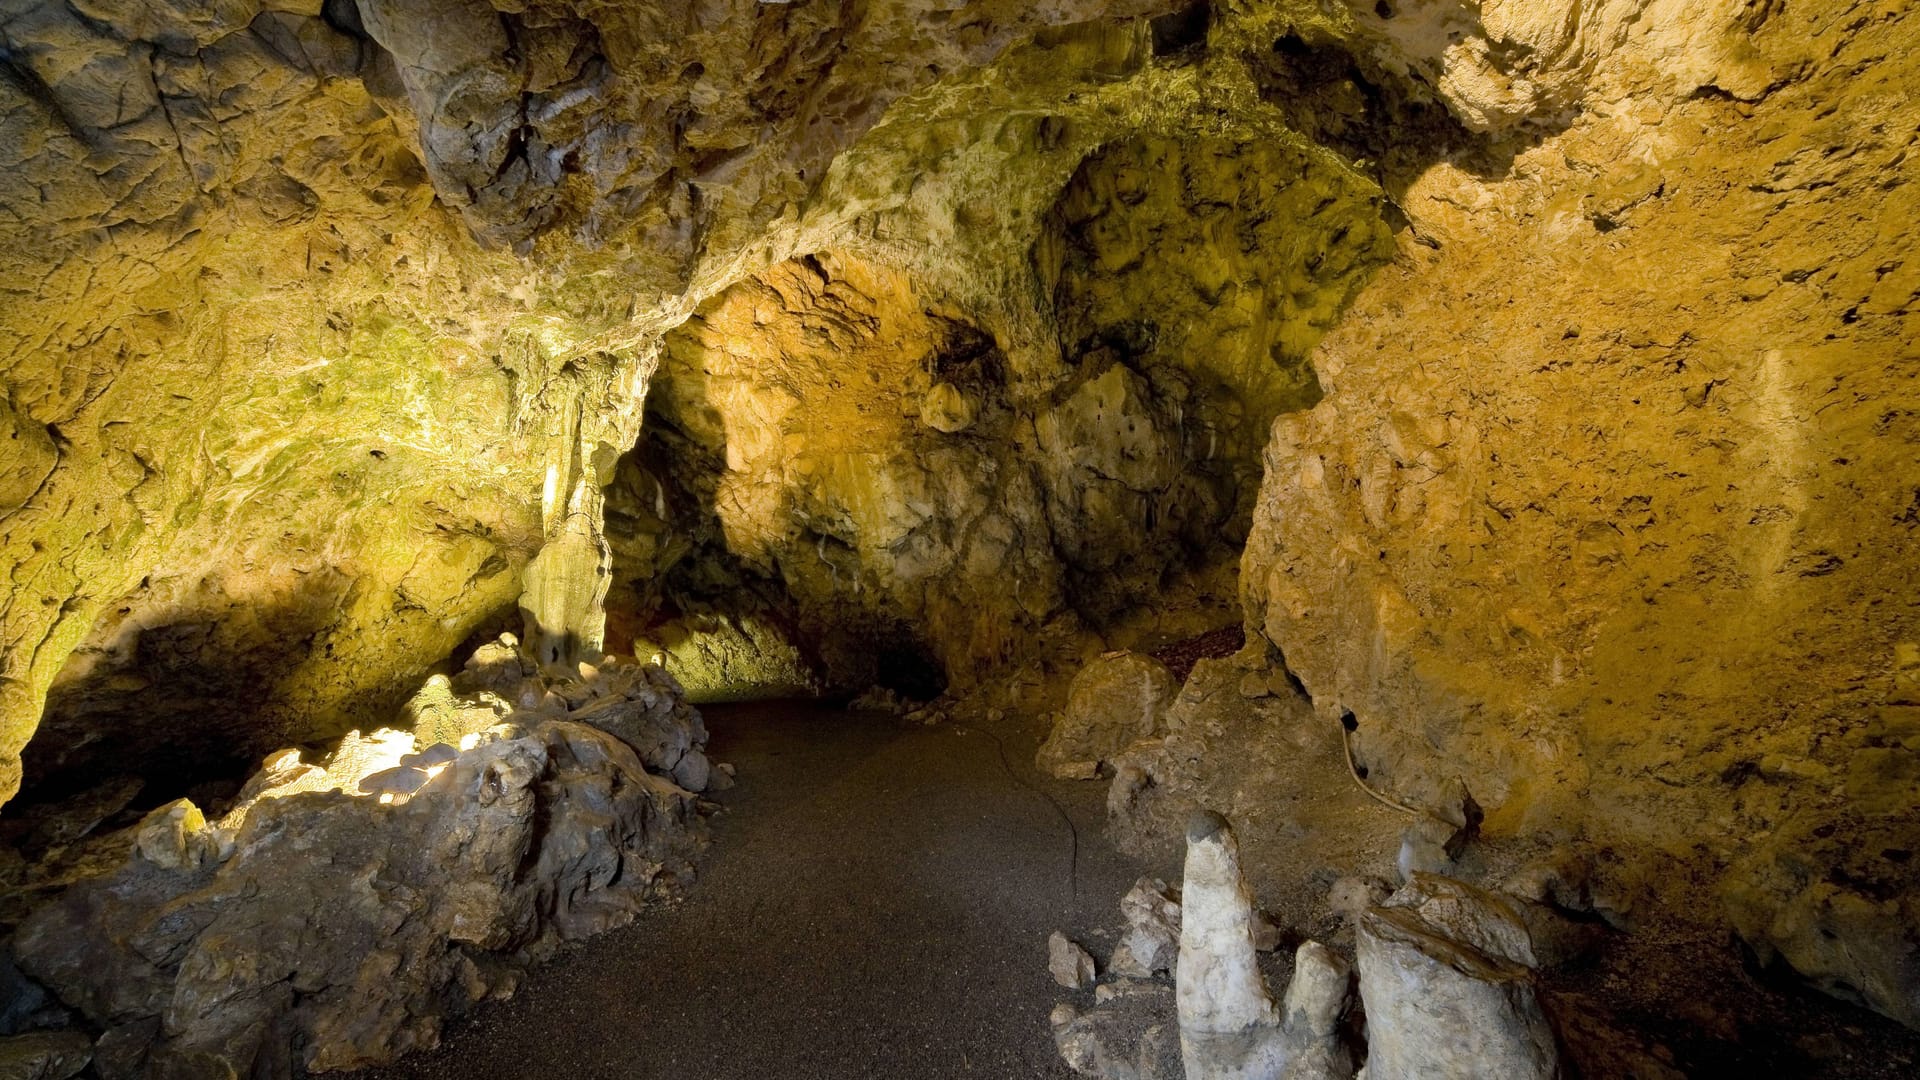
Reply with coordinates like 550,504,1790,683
0,0,1209,805
1052,930,1100,990
1110,876,1182,979
0,1032,90,1080
1039,653,1179,780
1356,902,1561,1080
2,0,1917,1054
1217,0,1920,1026
13,653,707,1076
1051,984,1182,1080
1176,811,1361,1080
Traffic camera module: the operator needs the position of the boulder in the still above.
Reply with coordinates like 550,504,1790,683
1038,653,1178,780
1355,903,1560,1080
1726,857,1920,1030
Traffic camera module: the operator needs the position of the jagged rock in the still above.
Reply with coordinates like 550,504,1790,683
130,799,225,871
1504,849,1594,914
1051,931,1099,990
1726,850,1920,1030
20,777,143,853
1356,904,1561,1080
1111,876,1182,978
1395,787,1480,884
1039,654,1178,780
14,662,709,1076
90,1019,159,1080
0,1031,91,1080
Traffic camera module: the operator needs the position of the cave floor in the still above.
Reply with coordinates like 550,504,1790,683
356,700,1162,1080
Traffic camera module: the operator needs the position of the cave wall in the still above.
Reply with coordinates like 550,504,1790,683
1239,0,1920,938
0,0,1181,803
0,0,1910,994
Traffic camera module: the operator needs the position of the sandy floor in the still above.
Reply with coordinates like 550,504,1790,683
356,701,1164,1080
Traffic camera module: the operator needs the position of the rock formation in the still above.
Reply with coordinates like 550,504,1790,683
0,0,1916,1071
12,647,709,1076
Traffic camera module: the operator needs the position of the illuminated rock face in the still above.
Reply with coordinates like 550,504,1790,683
0,0,1176,801
1234,0,1920,1019
0,0,1916,1040
14,652,708,1076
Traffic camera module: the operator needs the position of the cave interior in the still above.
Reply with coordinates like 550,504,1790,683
0,0,1917,1077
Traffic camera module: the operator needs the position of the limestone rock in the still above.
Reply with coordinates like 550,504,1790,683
1110,876,1182,978
1051,931,1099,990
1355,904,1561,1080
1177,810,1291,1079
130,799,225,871
1384,873,1602,972
1038,653,1178,780
1276,941,1355,1080
14,661,710,1076
1177,811,1277,1034
1726,848,1920,1030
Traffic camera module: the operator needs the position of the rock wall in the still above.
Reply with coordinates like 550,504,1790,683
0,0,1185,803
1239,0,1920,1006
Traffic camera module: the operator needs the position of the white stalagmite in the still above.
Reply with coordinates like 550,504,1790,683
1175,810,1355,1080
1177,810,1278,1037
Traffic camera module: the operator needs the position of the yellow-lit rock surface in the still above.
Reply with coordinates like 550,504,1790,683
2,0,1918,1047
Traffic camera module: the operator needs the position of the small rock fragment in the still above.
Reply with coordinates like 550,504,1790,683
132,800,224,871
1051,931,1098,989
1250,908,1283,953
1111,877,1181,977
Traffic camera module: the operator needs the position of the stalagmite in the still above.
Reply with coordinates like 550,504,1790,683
1176,811,1355,1080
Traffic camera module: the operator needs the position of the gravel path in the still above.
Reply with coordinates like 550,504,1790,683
357,701,1153,1080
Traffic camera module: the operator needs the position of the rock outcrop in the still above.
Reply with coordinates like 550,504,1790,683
1233,0,1920,1028
13,650,709,1076
1040,653,1179,780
